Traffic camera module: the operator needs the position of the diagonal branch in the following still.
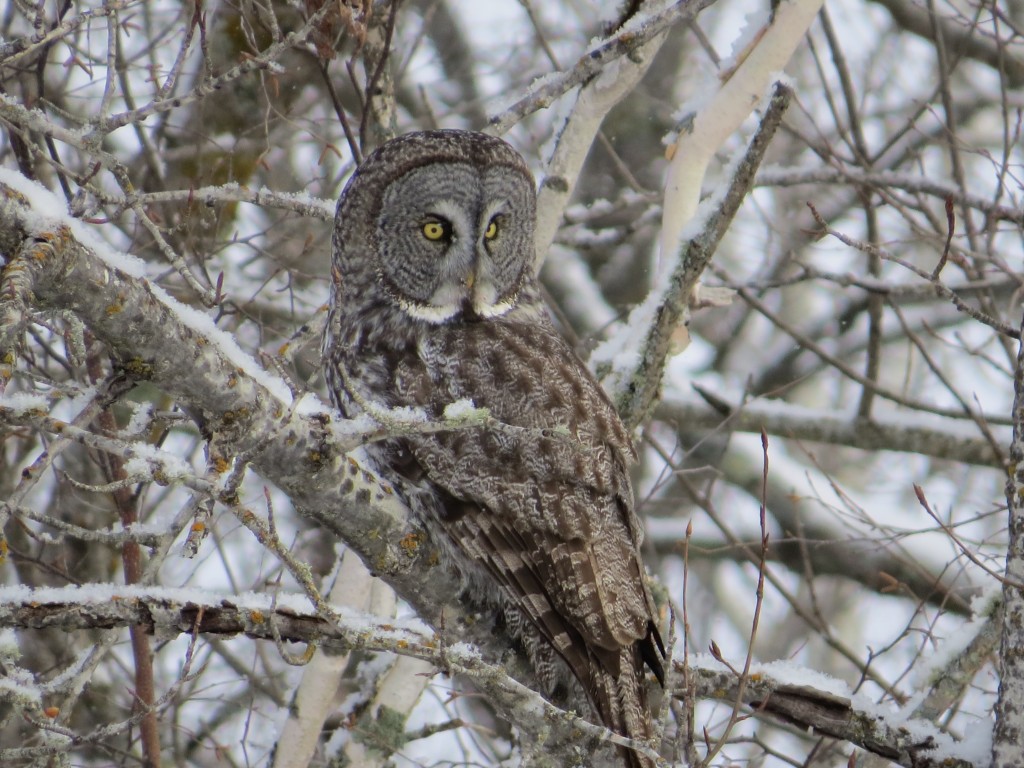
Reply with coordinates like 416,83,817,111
530,28,669,273
0,173,471,665
603,84,791,430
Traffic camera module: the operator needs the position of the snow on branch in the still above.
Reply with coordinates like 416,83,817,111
0,0,132,64
121,184,336,222
658,0,826,264
0,584,429,662
595,84,791,429
0,585,656,766
756,166,1024,224
531,26,669,272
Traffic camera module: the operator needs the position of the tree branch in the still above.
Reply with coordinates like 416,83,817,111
531,28,669,273
868,0,1024,87
598,83,791,429
683,661,976,768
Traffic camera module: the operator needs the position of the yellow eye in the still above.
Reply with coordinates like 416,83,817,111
422,220,447,241
484,218,499,240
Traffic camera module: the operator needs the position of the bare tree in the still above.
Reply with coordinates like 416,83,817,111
0,0,1020,766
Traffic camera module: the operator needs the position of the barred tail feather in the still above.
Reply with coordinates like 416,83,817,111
589,644,658,768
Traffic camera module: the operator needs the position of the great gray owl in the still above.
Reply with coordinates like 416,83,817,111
322,129,664,768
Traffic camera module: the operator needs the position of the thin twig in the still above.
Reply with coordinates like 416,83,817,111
806,202,1019,339
702,430,771,765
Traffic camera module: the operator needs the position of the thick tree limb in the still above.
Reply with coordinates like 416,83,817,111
657,0,825,266
687,662,976,768
0,584,657,766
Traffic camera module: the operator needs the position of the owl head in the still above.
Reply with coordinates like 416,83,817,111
332,130,538,324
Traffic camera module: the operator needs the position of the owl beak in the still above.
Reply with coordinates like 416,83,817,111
464,271,475,290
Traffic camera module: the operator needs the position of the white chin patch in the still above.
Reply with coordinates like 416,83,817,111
399,296,515,323
399,278,516,323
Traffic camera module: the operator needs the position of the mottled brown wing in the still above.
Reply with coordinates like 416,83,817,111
395,317,659,674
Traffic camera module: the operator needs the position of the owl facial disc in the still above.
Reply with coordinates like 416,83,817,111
373,159,535,324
